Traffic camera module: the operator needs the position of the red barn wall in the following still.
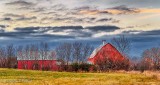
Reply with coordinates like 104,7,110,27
18,60,58,71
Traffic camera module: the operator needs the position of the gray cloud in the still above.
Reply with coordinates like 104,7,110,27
0,25,120,39
85,26,120,32
3,17,12,21
74,5,141,15
96,18,113,22
0,25,9,33
107,0,160,8
1,13,37,21
51,4,68,11
121,29,160,37
74,6,97,11
108,5,140,14
32,7,46,13
112,20,120,23
110,5,138,11
41,16,97,24
16,16,37,21
98,11,111,14
135,30,160,36
0,25,9,28
3,13,24,18
6,1,35,6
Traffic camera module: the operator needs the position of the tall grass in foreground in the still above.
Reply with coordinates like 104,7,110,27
0,68,160,85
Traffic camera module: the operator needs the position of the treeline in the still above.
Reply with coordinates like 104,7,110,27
0,36,159,72
0,36,132,72
131,47,160,72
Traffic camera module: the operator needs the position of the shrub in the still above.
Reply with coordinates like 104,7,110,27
70,63,93,72
71,63,79,72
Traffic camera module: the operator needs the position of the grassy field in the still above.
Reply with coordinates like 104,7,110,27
0,68,160,85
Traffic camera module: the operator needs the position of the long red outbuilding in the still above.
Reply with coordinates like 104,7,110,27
18,60,59,71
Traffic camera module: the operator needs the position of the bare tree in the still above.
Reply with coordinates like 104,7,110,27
63,43,72,65
24,45,30,69
17,46,26,69
40,42,49,70
56,42,94,71
142,47,160,70
30,44,39,70
56,43,72,71
6,44,16,68
72,42,82,63
81,43,94,63
0,47,7,68
111,35,131,57
48,51,56,70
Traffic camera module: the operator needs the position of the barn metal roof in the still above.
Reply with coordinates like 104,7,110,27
89,43,106,58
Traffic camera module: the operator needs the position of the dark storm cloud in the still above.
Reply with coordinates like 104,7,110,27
85,26,120,32
14,26,84,33
0,25,120,39
0,32,75,39
136,30,160,36
121,29,160,37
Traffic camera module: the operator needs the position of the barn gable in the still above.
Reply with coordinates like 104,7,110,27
88,43,125,64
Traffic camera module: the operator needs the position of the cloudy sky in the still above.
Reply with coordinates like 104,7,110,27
0,0,160,57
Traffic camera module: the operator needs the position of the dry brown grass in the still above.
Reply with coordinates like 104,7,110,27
0,68,160,85
142,71,160,80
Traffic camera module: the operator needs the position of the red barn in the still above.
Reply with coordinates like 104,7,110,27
18,60,59,71
17,51,60,71
88,42,126,65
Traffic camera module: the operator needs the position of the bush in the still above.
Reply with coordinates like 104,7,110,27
79,63,92,72
71,63,79,72
70,63,94,72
